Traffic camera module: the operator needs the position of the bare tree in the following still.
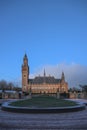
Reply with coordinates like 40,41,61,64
79,85,87,93
7,82,14,90
0,80,22,92
0,80,7,91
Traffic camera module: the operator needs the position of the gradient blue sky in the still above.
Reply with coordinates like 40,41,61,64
0,0,87,87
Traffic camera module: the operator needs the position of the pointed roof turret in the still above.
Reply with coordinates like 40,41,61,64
44,69,46,77
61,71,65,82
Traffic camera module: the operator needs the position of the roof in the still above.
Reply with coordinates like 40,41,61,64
29,76,61,84
4,90,17,94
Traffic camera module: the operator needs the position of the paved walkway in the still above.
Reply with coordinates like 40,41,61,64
67,99,87,104
0,99,87,130
0,99,18,104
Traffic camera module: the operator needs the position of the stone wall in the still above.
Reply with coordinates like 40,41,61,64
1,91,20,99
69,92,85,99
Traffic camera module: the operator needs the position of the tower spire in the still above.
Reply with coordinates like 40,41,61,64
61,71,65,82
44,69,46,77
23,53,28,66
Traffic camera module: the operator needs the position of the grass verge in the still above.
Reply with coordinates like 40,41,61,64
10,95,78,108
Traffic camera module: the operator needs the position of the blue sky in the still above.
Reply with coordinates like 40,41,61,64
0,0,87,87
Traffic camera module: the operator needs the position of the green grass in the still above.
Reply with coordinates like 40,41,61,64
10,95,78,108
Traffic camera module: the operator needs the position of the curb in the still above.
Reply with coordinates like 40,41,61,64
1,101,86,113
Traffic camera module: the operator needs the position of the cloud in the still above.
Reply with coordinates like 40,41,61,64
30,63,87,88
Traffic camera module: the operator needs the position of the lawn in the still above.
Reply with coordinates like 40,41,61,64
10,95,78,108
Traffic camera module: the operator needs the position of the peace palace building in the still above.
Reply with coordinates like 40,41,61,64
22,54,68,94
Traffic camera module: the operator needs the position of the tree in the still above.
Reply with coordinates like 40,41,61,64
0,80,22,92
68,87,81,93
79,85,87,93
7,82,14,90
0,80,7,91
14,87,21,92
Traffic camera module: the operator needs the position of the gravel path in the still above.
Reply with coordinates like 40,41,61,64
0,106,87,130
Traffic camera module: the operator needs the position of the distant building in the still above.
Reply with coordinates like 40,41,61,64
22,54,68,94
0,90,19,99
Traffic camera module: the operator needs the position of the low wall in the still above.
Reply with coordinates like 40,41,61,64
1,101,86,113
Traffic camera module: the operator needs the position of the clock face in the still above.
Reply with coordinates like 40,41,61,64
23,67,27,71
24,75,26,77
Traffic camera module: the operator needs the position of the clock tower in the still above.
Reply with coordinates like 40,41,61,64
22,54,29,92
